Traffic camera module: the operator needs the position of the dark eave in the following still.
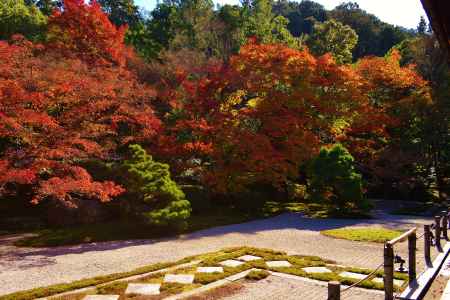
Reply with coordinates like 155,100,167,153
420,0,450,60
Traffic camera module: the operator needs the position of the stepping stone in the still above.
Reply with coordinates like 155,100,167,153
302,267,332,274
125,283,161,295
164,274,195,284
339,271,367,280
83,296,119,300
197,266,224,273
237,255,262,262
219,259,245,268
372,277,405,286
266,261,292,268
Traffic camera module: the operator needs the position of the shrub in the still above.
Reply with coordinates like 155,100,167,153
307,144,369,213
124,144,191,227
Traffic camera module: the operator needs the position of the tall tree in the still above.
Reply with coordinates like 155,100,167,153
0,0,162,212
0,0,47,40
47,0,128,66
395,36,450,200
307,19,358,64
331,2,412,59
25,0,62,16
242,0,302,48
273,0,328,37
417,16,427,35
98,0,142,27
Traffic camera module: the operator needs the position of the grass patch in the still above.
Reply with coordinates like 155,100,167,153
321,227,403,243
245,269,270,280
96,281,128,295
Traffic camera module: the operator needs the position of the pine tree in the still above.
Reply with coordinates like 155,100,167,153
124,144,191,227
417,16,427,35
307,144,369,213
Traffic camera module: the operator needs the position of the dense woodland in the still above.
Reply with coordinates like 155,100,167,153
0,0,449,231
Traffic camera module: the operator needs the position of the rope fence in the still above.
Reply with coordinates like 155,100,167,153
327,209,450,300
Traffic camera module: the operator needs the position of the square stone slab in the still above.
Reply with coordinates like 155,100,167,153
219,259,245,268
372,277,405,286
164,274,195,284
125,283,161,295
237,255,262,262
83,296,119,300
197,266,224,273
302,267,332,274
266,261,292,268
339,271,367,280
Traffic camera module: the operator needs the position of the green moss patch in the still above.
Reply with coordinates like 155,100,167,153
321,227,403,243
245,270,270,280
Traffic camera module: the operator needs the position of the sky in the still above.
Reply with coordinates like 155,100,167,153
135,0,427,29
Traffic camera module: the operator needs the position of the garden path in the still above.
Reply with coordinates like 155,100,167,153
0,202,437,295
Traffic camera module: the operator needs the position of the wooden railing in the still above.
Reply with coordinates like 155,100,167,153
327,210,450,300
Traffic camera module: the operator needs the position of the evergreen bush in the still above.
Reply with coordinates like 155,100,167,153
124,144,191,227
307,144,369,213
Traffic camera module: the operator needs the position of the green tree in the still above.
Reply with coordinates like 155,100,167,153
307,19,358,64
171,0,215,50
98,0,142,27
273,0,328,37
307,144,368,213
25,0,61,16
1,0,47,40
124,144,191,227
213,4,246,60
417,16,427,35
395,36,450,201
243,0,302,48
331,2,412,59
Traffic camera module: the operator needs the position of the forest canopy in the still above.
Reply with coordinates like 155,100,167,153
0,0,448,229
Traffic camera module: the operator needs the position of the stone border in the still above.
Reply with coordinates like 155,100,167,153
38,260,201,300
399,242,450,300
268,271,384,296
162,268,385,300
163,268,255,300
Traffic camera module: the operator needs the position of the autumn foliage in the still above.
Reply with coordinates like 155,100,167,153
0,0,433,224
157,41,430,195
47,0,129,66
0,2,161,209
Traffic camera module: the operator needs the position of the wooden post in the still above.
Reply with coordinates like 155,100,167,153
435,216,442,251
408,231,417,281
442,211,448,240
424,224,432,266
328,281,340,300
384,243,394,300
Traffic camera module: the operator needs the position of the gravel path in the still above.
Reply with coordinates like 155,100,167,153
0,207,436,295
221,276,384,300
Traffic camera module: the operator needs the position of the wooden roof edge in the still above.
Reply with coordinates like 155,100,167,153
420,0,450,62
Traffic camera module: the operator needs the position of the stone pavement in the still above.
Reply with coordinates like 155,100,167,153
221,275,384,300
0,204,438,295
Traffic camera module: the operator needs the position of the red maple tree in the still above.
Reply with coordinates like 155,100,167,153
0,1,161,208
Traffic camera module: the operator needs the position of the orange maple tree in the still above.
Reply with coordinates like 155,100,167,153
159,41,371,193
